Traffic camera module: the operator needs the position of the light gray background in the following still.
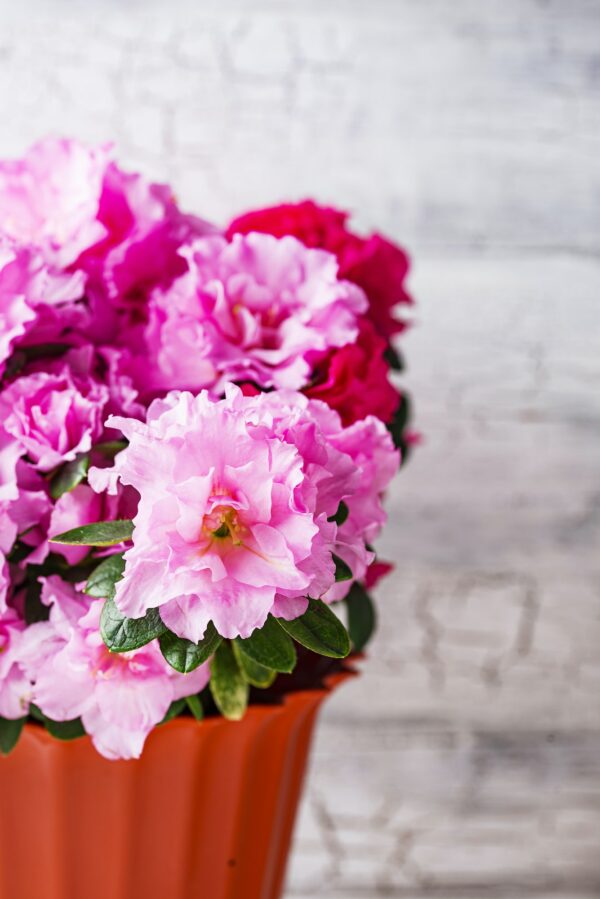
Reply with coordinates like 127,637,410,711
1,1,599,896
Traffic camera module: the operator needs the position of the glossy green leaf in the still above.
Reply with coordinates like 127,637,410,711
345,582,377,652
101,598,166,653
387,394,412,460
49,453,90,500
158,623,222,674
235,615,296,674
384,343,404,371
209,642,249,721
50,520,134,547
43,717,86,741
278,599,350,658
160,699,186,724
232,642,277,688
0,716,26,755
185,694,204,721
333,553,352,582
84,553,125,600
327,500,349,526
92,440,128,457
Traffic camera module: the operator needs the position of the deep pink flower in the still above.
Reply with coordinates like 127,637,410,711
305,319,400,425
227,200,412,338
364,560,394,589
78,157,214,340
20,577,209,760
137,233,366,395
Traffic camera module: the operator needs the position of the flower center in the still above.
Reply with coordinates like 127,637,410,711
202,504,246,545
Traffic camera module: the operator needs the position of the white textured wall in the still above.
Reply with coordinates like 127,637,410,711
1,1,599,896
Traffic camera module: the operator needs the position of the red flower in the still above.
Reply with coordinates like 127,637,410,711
364,560,394,590
226,200,412,339
304,320,400,426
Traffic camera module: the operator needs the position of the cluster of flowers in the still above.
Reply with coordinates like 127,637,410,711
0,139,414,760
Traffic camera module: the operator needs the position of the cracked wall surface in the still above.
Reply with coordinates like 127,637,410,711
0,1,599,896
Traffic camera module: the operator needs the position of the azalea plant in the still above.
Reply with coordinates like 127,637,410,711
0,139,415,760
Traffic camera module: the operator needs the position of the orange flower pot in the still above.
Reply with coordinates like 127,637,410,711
0,669,352,899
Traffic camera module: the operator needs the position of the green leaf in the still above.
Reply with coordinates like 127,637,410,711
333,553,352,582
29,705,86,741
100,598,166,653
345,582,377,652
210,642,249,720
235,615,296,674
279,599,351,659
50,520,134,547
0,716,26,755
24,579,50,625
84,553,125,600
160,699,186,724
384,343,404,371
159,623,222,674
232,642,277,688
3,343,70,380
185,694,204,721
328,500,349,526
49,453,90,500
387,394,411,454
92,440,128,457
43,717,86,741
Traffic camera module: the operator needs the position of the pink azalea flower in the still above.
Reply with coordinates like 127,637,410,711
0,506,18,614
0,608,30,719
0,425,21,503
90,389,320,639
78,156,214,342
138,233,367,394
90,386,398,640
21,577,208,760
0,239,85,372
0,139,109,267
6,462,53,566
0,358,109,472
324,416,399,601
227,200,413,338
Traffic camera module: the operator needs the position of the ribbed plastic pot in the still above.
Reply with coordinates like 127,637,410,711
0,669,351,899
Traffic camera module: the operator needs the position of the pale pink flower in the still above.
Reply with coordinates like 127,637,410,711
90,388,347,640
0,608,30,719
21,577,208,760
325,416,399,601
138,233,367,394
0,139,109,267
90,386,397,639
